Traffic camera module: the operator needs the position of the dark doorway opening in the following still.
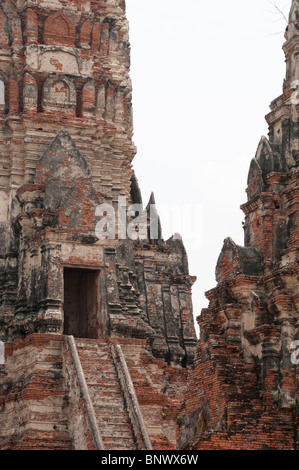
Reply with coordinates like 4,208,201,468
63,268,99,339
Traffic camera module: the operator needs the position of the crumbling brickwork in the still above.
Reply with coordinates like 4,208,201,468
180,0,299,451
0,0,197,362
0,334,72,450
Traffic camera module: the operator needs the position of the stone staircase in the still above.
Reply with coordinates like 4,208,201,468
74,338,138,451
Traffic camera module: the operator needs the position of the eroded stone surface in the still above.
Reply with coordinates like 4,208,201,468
0,0,197,450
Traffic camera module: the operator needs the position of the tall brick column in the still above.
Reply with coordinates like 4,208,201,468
181,0,299,451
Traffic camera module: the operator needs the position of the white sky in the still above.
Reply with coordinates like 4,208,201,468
125,0,292,334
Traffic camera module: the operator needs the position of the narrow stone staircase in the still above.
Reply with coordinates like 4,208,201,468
75,338,138,451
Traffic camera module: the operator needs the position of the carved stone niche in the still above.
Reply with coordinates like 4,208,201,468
82,80,96,116
42,76,76,114
0,11,9,50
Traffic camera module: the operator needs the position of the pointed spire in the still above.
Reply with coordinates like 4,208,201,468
146,192,162,243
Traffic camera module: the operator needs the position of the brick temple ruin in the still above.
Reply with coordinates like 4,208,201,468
0,0,298,451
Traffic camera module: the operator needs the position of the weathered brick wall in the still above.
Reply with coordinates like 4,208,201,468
0,334,72,450
62,338,98,450
0,334,194,450
2,0,299,452
116,338,190,450
181,324,298,450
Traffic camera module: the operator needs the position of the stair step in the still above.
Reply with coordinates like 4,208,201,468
94,402,130,411
90,395,125,405
100,427,135,438
78,356,110,363
94,408,130,417
82,373,119,382
73,339,137,450
75,338,107,345
84,381,120,389
88,384,123,393
77,351,111,360
76,346,109,351
90,381,123,390
81,365,117,374
93,402,128,412
76,347,108,354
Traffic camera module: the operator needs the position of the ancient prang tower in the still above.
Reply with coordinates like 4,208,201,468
0,0,198,450
180,0,299,451
1,0,299,453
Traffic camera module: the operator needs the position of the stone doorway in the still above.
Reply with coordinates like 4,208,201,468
63,268,99,339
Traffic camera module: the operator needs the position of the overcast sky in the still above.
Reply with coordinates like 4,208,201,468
125,0,292,334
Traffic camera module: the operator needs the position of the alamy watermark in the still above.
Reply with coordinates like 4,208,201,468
94,196,204,249
95,196,151,241
0,340,4,365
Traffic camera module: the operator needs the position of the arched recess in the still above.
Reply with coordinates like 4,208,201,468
246,158,265,201
42,77,76,114
79,18,91,47
23,73,38,112
12,12,22,47
26,8,38,44
100,20,110,54
105,84,115,122
91,22,100,52
0,10,9,49
109,26,120,53
114,88,125,124
43,12,76,46
96,84,106,119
